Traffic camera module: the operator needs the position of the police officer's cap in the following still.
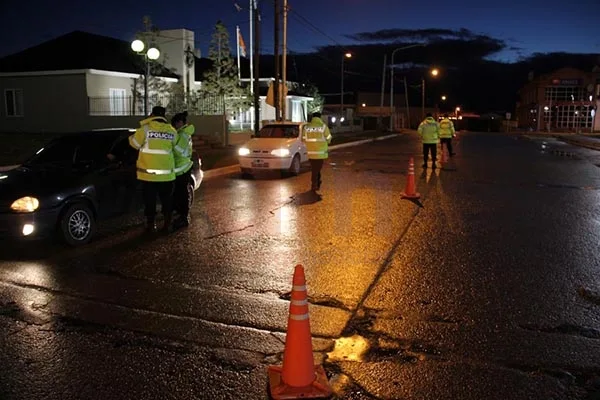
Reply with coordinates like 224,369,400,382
151,106,166,117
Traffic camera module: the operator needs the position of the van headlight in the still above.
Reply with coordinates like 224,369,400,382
271,148,290,157
238,147,251,156
11,196,40,213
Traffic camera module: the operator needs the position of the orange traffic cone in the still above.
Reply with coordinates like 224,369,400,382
401,157,420,199
268,264,332,399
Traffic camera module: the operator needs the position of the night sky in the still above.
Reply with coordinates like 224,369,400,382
1,0,599,62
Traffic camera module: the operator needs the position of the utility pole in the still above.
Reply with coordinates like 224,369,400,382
281,0,288,121
403,76,411,129
273,0,280,121
253,1,261,135
379,54,387,132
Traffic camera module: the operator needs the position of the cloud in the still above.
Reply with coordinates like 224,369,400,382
346,28,492,43
342,27,507,60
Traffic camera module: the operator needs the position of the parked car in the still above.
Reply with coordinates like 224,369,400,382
0,128,203,246
237,122,308,177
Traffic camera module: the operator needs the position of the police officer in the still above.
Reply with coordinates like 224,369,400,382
418,113,440,169
303,111,332,192
129,106,179,233
171,111,195,229
439,113,456,157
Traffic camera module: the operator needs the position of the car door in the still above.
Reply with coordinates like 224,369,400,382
105,134,141,215
75,133,135,218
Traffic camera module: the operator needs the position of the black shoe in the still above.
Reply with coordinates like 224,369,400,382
173,217,190,230
160,216,172,234
145,219,157,233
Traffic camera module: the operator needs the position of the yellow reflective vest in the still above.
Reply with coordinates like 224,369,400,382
129,116,179,182
302,117,332,159
418,117,440,144
174,123,195,176
439,118,455,138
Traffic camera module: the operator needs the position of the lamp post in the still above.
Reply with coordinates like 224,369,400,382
422,68,439,120
390,43,425,131
340,52,352,121
131,39,160,116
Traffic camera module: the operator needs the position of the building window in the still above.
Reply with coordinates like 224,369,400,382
109,88,127,116
544,86,585,102
4,89,23,117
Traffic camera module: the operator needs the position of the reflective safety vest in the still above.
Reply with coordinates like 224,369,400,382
129,116,179,182
439,118,455,138
302,117,332,159
418,117,440,144
173,123,195,176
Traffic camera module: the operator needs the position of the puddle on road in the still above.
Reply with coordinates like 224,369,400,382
327,334,370,362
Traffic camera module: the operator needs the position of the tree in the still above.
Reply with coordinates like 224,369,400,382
131,16,180,114
197,21,251,115
293,80,324,115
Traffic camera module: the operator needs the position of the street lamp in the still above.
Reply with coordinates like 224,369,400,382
131,39,160,116
441,95,447,101
422,68,439,120
390,43,425,130
340,52,352,121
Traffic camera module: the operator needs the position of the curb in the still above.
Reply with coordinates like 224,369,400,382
202,133,402,179
0,164,18,172
559,138,600,152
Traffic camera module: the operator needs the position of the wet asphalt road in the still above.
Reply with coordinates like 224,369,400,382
1,132,600,400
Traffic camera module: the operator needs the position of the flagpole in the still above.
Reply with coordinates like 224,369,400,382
249,0,255,130
236,26,242,83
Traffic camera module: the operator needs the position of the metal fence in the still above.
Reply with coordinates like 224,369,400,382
88,94,226,116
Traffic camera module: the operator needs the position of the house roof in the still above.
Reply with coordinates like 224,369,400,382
0,30,178,78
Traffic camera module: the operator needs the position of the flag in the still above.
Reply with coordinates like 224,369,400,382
238,29,247,58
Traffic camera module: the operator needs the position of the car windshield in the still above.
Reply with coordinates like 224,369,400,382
24,132,121,166
257,125,299,138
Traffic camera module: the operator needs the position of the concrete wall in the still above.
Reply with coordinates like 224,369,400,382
86,73,133,97
156,29,195,94
0,73,88,133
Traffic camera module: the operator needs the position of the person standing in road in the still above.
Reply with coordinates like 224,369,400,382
303,111,332,192
171,111,195,230
129,106,180,233
439,113,456,157
418,113,440,169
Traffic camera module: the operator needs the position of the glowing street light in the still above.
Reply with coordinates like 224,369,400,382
441,95,447,101
341,52,352,119
422,67,440,119
131,39,160,116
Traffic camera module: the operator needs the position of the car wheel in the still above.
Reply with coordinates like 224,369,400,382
188,181,195,209
59,203,96,246
288,154,301,176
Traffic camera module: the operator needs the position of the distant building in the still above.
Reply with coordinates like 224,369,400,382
516,67,600,133
0,30,312,134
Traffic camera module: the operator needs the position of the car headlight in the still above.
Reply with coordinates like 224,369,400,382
10,196,40,213
271,148,290,157
238,147,251,156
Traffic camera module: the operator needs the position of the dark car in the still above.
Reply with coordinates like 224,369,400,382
0,129,203,246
